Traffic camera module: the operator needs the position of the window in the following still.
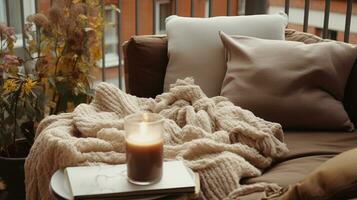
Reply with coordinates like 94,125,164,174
204,0,209,17
0,0,36,49
0,0,6,24
8,0,22,34
155,0,172,34
238,0,245,15
103,6,119,67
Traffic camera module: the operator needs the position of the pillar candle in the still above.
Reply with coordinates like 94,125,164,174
124,113,164,185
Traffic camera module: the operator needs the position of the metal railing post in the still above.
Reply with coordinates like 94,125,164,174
152,0,156,34
175,0,178,15
135,0,140,35
20,0,26,50
303,0,310,32
344,0,352,43
117,0,122,89
19,0,29,74
34,0,41,57
5,0,10,26
284,0,290,15
101,0,106,81
227,0,231,16
322,0,331,39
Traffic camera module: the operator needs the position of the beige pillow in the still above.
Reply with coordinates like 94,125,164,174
278,148,357,200
164,13,288,97
219,31,356,131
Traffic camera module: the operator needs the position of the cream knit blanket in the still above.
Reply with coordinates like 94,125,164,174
25,78,288,200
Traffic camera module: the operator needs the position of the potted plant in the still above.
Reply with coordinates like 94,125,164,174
0,23,32,200
0,0,107,198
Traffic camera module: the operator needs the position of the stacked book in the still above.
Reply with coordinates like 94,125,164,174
64,160,199,200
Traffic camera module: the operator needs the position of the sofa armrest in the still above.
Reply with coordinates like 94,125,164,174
122,35,168,98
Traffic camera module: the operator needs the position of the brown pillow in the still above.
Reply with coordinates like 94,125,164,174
285,29,331,44
285,29,357,129
219,31,357,131
123,35,168,98
278,148,357,200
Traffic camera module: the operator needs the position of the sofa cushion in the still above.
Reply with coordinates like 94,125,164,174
164,13,288,97
244,131,357,187
247,155,334,187
219,32,356,131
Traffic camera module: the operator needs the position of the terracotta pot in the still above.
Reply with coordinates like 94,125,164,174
0,156,26,200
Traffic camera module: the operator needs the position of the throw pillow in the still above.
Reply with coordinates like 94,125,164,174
164,13,288,97
285,29,357,130
278,148,357,200
219,31,356,131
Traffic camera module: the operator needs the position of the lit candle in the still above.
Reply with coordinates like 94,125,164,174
124,113,164,185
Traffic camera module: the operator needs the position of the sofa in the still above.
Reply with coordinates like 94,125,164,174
122,29,357,199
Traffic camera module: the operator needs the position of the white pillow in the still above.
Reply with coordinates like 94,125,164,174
164,13,288,97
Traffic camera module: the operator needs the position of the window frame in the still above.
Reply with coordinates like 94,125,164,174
98,5,119,68
0,0,6,23
0,0,36,49
155,0,171,34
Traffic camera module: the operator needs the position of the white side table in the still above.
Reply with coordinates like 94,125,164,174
50,169,71,200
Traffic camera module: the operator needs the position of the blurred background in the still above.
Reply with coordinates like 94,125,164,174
0,0,356,88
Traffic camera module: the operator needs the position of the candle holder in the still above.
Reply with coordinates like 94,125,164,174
124,113,164,185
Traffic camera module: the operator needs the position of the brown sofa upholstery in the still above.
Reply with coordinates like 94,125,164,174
122,30,357,190
123,35,168,98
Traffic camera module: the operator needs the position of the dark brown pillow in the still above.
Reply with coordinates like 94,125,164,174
123,35,168,98
219,31,357,131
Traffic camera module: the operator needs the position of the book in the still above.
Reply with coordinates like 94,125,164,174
64,160,197,200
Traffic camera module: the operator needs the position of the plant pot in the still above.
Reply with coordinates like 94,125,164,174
0,139,30,200
0,156,26,200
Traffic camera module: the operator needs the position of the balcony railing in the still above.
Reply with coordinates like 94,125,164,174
0,0,355,90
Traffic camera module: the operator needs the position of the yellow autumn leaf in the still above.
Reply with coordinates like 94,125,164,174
87,0,100,7
78,14,88,21
63,8,70,17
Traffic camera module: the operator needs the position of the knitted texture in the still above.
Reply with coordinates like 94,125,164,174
25,78,288,200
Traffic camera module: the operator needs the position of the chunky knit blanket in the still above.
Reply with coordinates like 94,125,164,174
25,78,288,200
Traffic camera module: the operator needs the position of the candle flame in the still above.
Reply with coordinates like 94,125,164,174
126,115,162,145
142,113,150,122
